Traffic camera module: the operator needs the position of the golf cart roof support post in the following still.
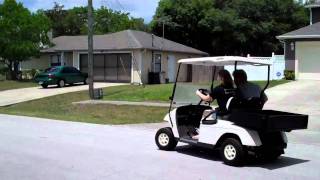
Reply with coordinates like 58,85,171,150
234,61,238,71
211,66,217,92
168,63,182,127
260,65,270,98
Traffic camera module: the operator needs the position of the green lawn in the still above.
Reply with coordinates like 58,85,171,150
0,90,167,124
102,80,290,102
0,80,37,91
0,80,290,125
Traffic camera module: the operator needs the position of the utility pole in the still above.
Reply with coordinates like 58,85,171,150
88,0,94,99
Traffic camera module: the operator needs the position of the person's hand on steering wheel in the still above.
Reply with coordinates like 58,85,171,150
196,89,212,103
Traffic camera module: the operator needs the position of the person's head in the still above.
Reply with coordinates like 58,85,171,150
217,70,234,88
233,69,247,86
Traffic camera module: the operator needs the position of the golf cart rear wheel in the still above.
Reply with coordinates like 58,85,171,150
155,127,177,151
220,138,246,166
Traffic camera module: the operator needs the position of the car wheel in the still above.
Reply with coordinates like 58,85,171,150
155,127,178,151
220,138,246,166
57,79,65,88
41,84,48,88
84,77,88,85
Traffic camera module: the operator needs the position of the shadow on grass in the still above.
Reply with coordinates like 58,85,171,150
174,145,309,170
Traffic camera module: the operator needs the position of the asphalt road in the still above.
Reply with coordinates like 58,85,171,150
0,80,319,180
0,114,319,180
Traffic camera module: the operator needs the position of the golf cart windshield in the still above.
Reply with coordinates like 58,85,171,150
170,56,272,107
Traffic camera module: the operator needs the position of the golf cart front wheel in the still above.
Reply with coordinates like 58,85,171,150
155,127,177,151
220,138,246,166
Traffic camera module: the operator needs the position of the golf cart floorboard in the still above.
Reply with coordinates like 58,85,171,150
179,137,198,145
229,110,308,132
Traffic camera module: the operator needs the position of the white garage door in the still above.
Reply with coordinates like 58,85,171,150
296,41,320,80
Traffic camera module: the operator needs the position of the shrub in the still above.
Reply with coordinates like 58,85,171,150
21,69,41,80
284,70,295,80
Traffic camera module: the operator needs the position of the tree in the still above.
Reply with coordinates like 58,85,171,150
151,0,308,56
46,4,147,37
0,0,51,79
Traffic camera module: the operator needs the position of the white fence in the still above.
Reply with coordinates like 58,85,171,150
224,54,285,81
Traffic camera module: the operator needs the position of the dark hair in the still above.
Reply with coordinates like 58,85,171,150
218,70,234,88
233,69,247,85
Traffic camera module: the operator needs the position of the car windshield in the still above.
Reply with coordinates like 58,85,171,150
172,65,215,106
44,67,60,73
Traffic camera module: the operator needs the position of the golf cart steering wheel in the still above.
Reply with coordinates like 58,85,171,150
197,88,210,105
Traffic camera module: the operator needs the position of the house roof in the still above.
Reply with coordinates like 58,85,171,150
42,30,208,55
305,1,320,8
276,22,320,40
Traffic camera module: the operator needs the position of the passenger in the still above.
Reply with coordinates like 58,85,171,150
232,69,268,104
196,69,235,115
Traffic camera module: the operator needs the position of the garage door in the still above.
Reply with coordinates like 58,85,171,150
80,53,132,82
296,42,320,80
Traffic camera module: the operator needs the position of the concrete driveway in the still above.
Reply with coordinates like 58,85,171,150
0,80,319,180
0,83,124,106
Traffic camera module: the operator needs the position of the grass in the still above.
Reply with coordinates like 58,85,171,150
0,90,167,125
0,80,290,125
0,80,37,91
102,80,290,103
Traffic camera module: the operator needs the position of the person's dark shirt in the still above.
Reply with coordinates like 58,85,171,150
236,82,268,103
210,84,235,114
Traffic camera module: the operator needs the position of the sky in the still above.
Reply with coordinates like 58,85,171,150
0,0,160,23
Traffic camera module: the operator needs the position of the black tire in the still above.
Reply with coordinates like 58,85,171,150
57,79,65,88
41,84,48,88
220,138,246,166
155,127,178,151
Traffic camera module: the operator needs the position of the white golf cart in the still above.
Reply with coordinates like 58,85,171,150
155,56,308,166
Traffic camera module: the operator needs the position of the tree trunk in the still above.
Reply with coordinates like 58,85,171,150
13,61,21,80
8,61,20,80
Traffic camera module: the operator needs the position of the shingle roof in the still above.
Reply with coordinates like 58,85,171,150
305,1,320,8
42,30,208,55
276,22,320,40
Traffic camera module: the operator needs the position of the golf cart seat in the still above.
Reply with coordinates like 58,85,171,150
226,96,264,111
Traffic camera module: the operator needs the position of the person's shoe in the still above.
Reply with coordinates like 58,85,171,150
192,134,199,140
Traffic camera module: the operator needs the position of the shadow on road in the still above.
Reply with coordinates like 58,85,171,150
39,83,86,89
246,156,309,170
175,145,309,170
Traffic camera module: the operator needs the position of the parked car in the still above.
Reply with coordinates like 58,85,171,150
34,66,88,88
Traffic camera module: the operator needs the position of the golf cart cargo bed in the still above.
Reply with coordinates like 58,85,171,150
229,110,308,132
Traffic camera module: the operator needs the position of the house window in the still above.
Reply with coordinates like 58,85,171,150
50,55,61,67
153,54,161,73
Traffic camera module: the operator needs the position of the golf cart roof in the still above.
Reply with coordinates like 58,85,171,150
178,56,272,66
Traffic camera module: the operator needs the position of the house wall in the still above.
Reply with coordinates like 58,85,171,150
140,50,202,84
20,54,50,70
284,40,296,71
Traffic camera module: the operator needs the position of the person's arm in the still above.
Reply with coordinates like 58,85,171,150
196,90,213,102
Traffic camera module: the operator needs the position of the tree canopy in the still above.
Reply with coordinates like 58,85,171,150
151,0,309,56
0,0,51,79
45,4,147,37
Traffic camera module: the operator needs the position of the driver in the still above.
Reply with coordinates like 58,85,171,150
196,69,235,115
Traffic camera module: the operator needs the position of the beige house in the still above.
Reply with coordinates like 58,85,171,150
21,30,208,84
277,1,320,80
